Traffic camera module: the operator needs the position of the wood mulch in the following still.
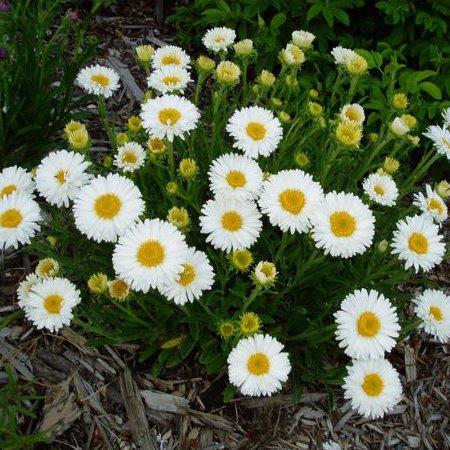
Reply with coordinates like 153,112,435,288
1,2,449,449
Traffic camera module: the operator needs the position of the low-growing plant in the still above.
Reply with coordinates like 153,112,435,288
1,27,449,418
0,0,97,167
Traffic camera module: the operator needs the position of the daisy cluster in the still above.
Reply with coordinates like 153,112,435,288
2,26,449,420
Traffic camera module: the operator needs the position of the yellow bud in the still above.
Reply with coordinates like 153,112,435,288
308,101,323,117
435,180,450,199
116,132,130,146
278,111,291,123
345,55,368,76
377,240,389,253
336,121,362,147
269,97,283,109
230,249,253,272
147,137,166,155
68,128,89,151
407,134,420,146
259,70,276,88
46,235,58,248
233,39,253,57
383,157,400,175
167,206,190,229
36,258,59,278
64,120,84,136
392,93,408,109
309,89,319,99
252,84,260,95
88,273,108,295
196,55,216,73
218,320,236,339
401,114,417,130
369,132,379,143
135,44,154,64
178,158,198,179
284,74,298,88
127,115,142,133
239,312,261,336
294,152,310,168
160,335,185,349
108,278,130,301
253,261,277,287
166,181,179,195
216,61,241,85
103,155,113,168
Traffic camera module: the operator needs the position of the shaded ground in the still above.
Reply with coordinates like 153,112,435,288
1,2,449,449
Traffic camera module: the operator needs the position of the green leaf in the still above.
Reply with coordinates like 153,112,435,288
223,384,237,403
307,4,323,22
270,13,286,31
332,8,350,26
419,81,442,100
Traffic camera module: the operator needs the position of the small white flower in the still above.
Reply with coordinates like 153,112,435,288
390,117,410,137
253,261,277,286
423,125,450,161
0,192,41,249
151,45,191,69
292,30,315,49
343,358,402,419
0,166,35,199
363,173,399,206
441,107,450,129
17,273,40,306
280,43,305,67
114,142,146,173
413,289,450,343
340,103,365,125
228,334,291,396
159,247,214,305
202,27,236,53
208,153,263,201
21,277,81,333
391,214,445,273
413,184,447,223
331,46,358,65
199,197,262,252
335,289,400,359
226,106,283,158
73,174,145,243
35,150,91,207
76,64,120,98
141,94,200,142
147,65,192,94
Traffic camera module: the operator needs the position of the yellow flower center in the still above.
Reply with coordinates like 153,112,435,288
44,294,63,314
90,73,110,87
136,240,165,268
429,305,443,322
408,232,428,254
289,46,303,62
362,373,384,397
247,352,270,376
94,193,122,219
279,189,305,215
38,259,56,277
427,198,444,216
221,211,243,232
214,36,225,43
240,313,260,334
0,208,23,228
178,263,196,286
441,137,450,150
148,138,166,153
345,108,361,122
226,170,246,188
162,75,181,86
54,169,67,185
159,108,181,125
161,55,181,66
357,311,381,337
373,184,385,196
260,263,275,278
109,279,129,299
246,122,267,141
0,184,17,197
329,211,356,237
121,151,138,164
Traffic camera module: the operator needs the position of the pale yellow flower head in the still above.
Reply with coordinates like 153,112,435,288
383,157,400,174
108,278,130,301
127,115,142,133
233,39,253,57
147,137,166,155
64,120,84,136
435,180,450,199
116,132,130,146
216,61,241,85
280,44,305,67
308,101,323,117
407,134,420,146
392,93,408,109
167,206,190,229
294,152,310,168
309,89,319,99
88,273,108,295
345,54,368,76
135,44,155,64
178,158,198,179
196,55,216,73
377,240,389,253
230,249,253,272
166,181,179,195
259,70,276,88
269,97,283,109
278,111,291,123
218,320,235,339
68,128,90,151
36,258,59,278
336,121,362,147
239,312,261,336
401,114,417,130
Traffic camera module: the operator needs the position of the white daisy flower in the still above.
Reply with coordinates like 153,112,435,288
22,277,81,333
35,150,91,207
112,218,189,293
390,117,410,137
391,214,445,273
140,94,200,142
151,45,191,69
147,65,192,94
208,153,263,201
227,334,291,396
258,169,324,234
35,258,59,279
335,289,400,360
413,289,450,343
159,247,214,305
291,30,315,49
331,46,358,65
280,43,305,67
114,142,146,173
199,197,262,252
76,64,120,98
253,261,277,286
311,192,375,258
202,27,236,53
226,106,283,158
73,174,145,243
0,166,35,199
413,184,448,223
423,125,450,160
17,273,40,307
343,358,402,419
362,173,399,206
0,193,41,249
340,103,365,125
442,107,450,129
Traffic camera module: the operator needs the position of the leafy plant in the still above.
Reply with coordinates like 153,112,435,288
0,0,97,167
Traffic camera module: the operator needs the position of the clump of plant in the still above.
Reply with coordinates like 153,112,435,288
1,26,449,418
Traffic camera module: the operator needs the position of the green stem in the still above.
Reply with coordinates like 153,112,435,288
194,73,205,106
243,286,263,312
97,95,116,150
166,139,175,179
